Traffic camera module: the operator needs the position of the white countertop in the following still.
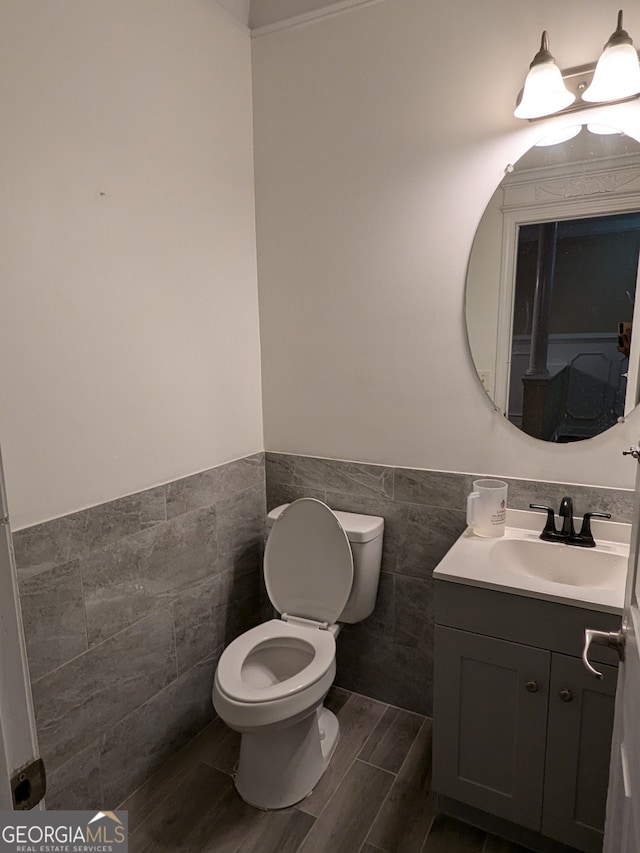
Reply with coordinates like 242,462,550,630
433,508,630,615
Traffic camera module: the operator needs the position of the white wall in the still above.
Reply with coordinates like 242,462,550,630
0,0,263,529
253,0,640,490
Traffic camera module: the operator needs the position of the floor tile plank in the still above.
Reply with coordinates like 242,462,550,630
120,689,483,853
325,685,352,716
366,718,437,853
421,814,486,853
297,759,395,853
235,807,315,853
296,693,388,817
192,715,241,774
130,763,260,852
359,705,424,772
121,718,235,830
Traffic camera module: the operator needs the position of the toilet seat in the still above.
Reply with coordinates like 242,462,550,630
215,619,336,704
264,498,354,624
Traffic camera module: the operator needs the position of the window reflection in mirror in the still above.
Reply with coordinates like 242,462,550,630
465,124,640,443
510,212,640,441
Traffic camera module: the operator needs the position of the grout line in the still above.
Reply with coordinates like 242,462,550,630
393,716,431,780
77,557,91,660
421,809,439,852
122,759,213,836
117,716,223,817
170,602,179,681
30,605,177,685
359,716,428,850
360,760,395,850
357,840,387,853
364,716,435,853
298,694,389,822
354,757,395,779
355,708,391,764
293,807,318,852
345,687,415,719
96,743,106,813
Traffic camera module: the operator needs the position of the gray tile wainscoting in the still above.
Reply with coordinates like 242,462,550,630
265,452,634,716
13,453,266,810
10,448,633,811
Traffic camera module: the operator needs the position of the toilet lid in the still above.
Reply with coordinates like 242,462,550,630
264,498,354,624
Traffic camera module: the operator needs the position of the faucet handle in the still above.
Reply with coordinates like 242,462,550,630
576,511,612,548
529,504,558,537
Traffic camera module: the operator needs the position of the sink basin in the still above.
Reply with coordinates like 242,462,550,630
432,508,630,613
490,538,627,589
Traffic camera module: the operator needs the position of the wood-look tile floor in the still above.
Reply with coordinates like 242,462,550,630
122,687,534,853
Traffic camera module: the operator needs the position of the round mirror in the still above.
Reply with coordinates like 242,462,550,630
466,124,640,442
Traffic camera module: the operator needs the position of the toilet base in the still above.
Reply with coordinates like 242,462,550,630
234,706,340,810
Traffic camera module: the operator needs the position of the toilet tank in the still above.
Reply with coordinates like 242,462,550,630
266,503,384,624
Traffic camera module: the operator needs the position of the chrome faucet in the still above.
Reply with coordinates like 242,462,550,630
530,497,612,547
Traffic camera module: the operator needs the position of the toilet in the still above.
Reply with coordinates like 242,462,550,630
212,497,384,809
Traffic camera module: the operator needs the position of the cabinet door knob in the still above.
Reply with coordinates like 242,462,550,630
525,680,539,693
559,688,572,702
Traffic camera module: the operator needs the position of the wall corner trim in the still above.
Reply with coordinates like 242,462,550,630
251,0,386,38
212,1,251,36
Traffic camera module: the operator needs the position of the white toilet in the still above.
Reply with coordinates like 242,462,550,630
212,497,384,809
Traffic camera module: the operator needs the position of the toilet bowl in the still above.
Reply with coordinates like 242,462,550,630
213,618,337,730
212,497,384,810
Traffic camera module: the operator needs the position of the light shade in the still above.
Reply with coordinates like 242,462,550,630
514,32,575,119
583,11,640,102
586,123,625,135
534,125,582,147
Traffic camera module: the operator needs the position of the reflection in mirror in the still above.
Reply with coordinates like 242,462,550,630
466,125,640,443
512,212,640,440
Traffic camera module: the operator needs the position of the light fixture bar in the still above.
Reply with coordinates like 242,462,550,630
515,11,640,121
517,59,640,122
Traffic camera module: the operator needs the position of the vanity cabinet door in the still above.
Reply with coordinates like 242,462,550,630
433,626,550,830
542,653,617,853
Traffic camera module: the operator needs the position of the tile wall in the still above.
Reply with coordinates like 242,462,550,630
11,448,634,809
265,452,635,716
12,453,266,810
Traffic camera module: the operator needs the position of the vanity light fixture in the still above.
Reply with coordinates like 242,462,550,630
514,32,575,119
515,10,640,120
583,11,640,102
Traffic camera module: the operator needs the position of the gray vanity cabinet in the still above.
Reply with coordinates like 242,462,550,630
433,626,549,829
542,653,617,851
433,582,621,853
